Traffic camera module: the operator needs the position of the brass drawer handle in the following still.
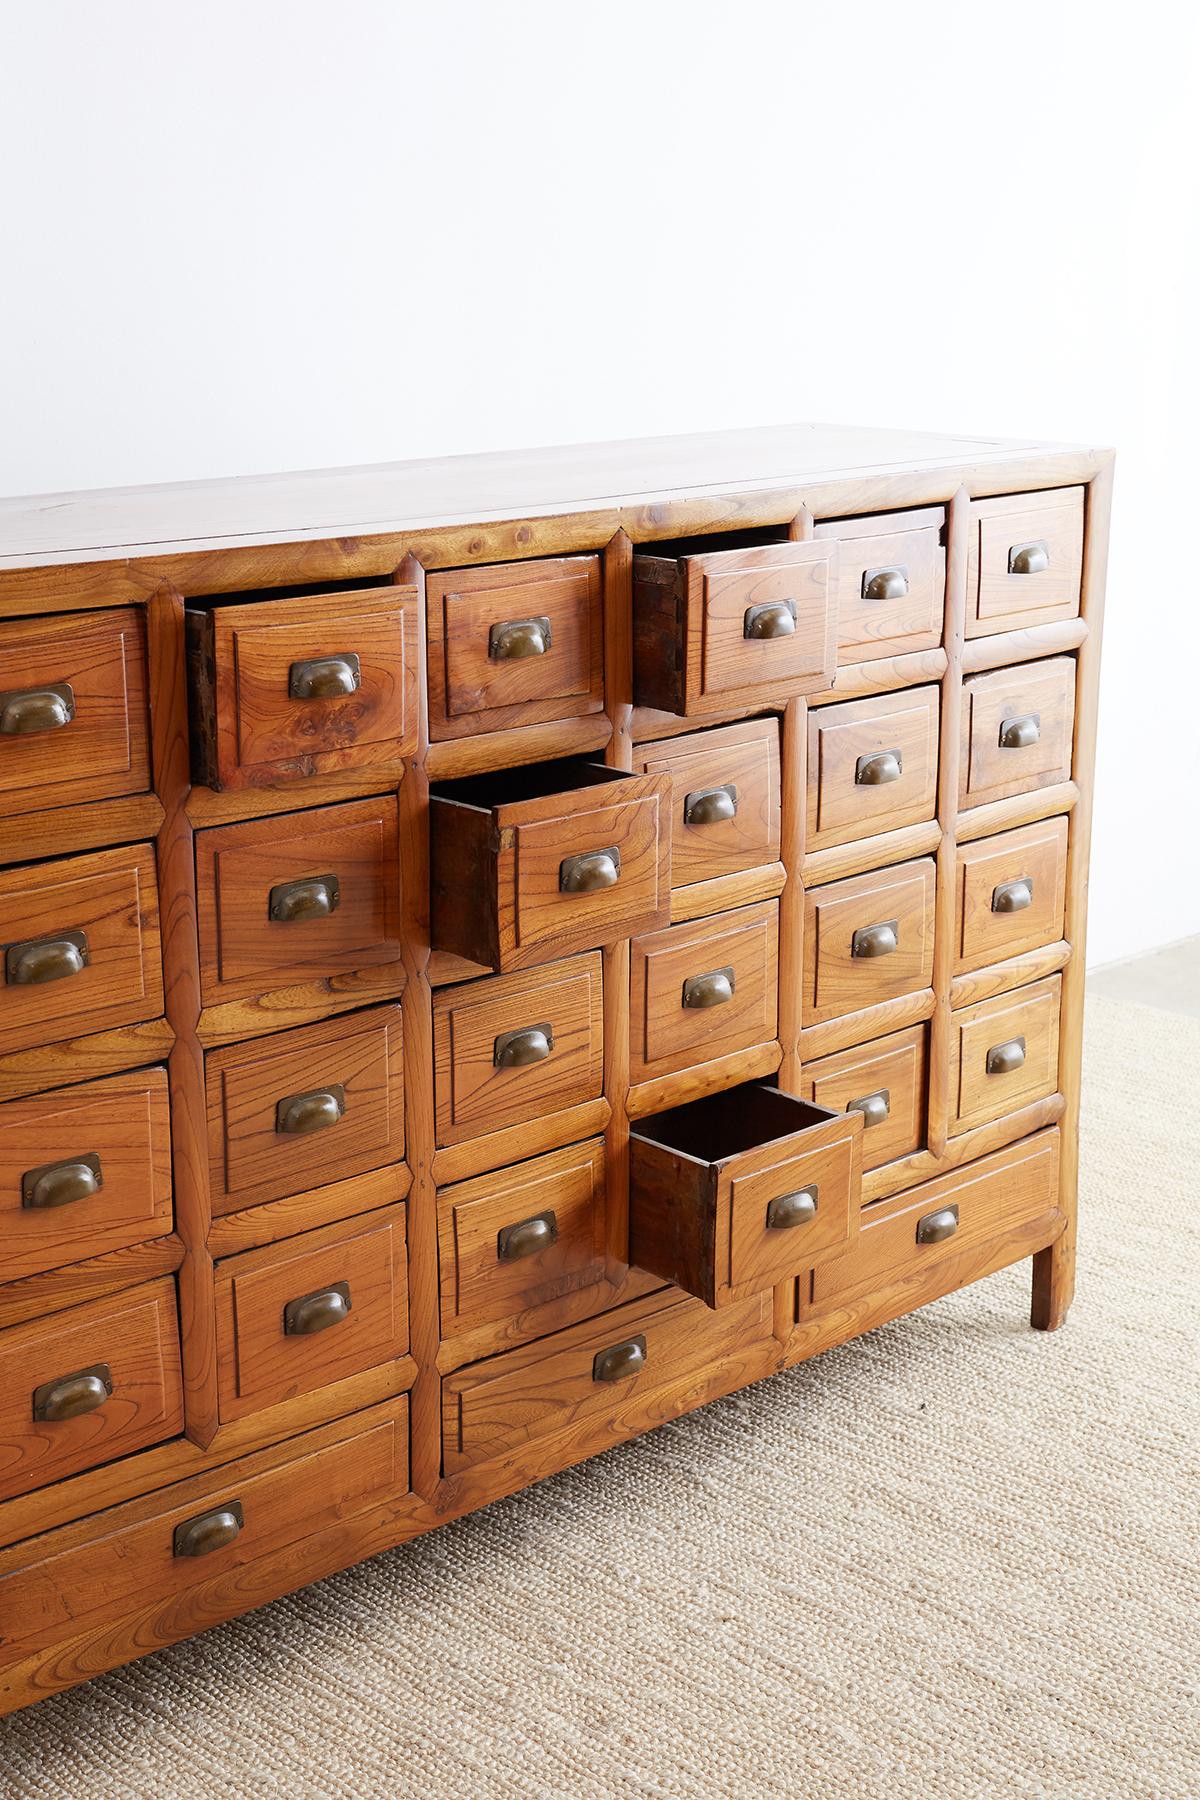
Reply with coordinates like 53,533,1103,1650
851,919,898,959
998,712,1041,750
0,681,76,736
765,1187,818,1230
489,615,552,661
861,565,909,601
32,1363,113,1422
1008,540,1049,575
288,653,361,700
992,877,1033,914
743,599,796,639
497,1210,559,1262
916,1204,959,1245
493,1023,554,1068
847,1088,890,1130
683,783,738,826
682,965,734,1010
5,929,90,986
268,874,340,922
174,1500,245,1559
283,1280,352,1336
559,846,620,894
275,1084,346,1135
855,748,903,786
986,1036,1026,1076
22,1151,102,1210
592,1335,646,1383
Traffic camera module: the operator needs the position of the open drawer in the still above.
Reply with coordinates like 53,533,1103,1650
629,1082,862,1308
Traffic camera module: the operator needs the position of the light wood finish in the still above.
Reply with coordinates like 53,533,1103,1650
948,974,1061,1136
948,938,1071,1009
799,985,937,1062
628,900,779,1087
803,857,936,1025
961,616,1087,674
967,488,1084,637
668,860,787,923
954,780,1078,845
0,1236,185,1331
813,506,945,663
206,1164,410,1256
953,817,1068,974
800,1024,927,1173
958,655,1076,810
0,792,165,871
631,717,781,891
806,685,940,851
802,819,943,888
429,1098,611,1189
859,1093,1066,1206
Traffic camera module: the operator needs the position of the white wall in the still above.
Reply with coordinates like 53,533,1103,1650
1,1,1196,966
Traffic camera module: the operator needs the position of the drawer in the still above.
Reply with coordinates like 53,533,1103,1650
0,1277,183,1502
186,582,419,790
0,608,150,818
959,656,1076,810
205,1004,404,1216
812,1130,1061,1307
0,843,163,1053
433,952,603,1149
813,507,944,663
630,1081,862,1307
426,555,603,740
803,857,936,1026
437,1138,607,1340
196,795,401,1005
800,1024,926,1173
430,757,670,973
631,718,781,891
0,1069,172,1281
442,1285,774,1472
807,685,940,851
953,818,1067,974
629,900,779,1087
214,1204,408,1422
949,975,1061,1135
633,536,837,716
967,488,1084,637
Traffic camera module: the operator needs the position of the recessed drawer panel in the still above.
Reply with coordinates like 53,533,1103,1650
954,819,1068,974
800,1024,926,1172
813,507,944,663
949,975,1061,1135
632,718,781,891
807,686,940,851
803,858,936,1025
959,656,1076,810
629,901,779,1086
967,488,1084,637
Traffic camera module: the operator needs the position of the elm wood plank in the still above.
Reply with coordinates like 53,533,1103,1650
805,647,949,706
812,507,945,665
926,485,970,1159
0,793,164,869
0,1018,175,1106
0,1237,185,1330
949,939,1071,1009
799,1024,927,1173
955,781,1079,845
859,1092,1067,1206
961,616,1088,674
966,487,1085,637
953,818,1069,975
434,1264,665,1375
425,713,611,780
626,1041,783,1122
669,862,787,924
186,767,402,827
195,965,406,1048
628,901,780,1087
805,685,940,853
429,1099,612,1189
802,822,944,889
958,656,1076,811
206,1164,410,1257
802,857,937,1025
799,987,937,1061
948,975,1061,1136
426,948,494,987
632,717,782,891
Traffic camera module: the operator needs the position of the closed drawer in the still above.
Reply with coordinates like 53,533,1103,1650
205,1004,404,1216
632,718,781,892
427,555,603,740
0,608,150,818
807,685,940,851
949,975,1061,1135
954,818,1067,975
959,656,1075,810
967,488,1084,637
629,900,779,1087
430,757,670,973
0,843,163,1053
633,536,837,716
214,1204,408,1422
196,795,401,1005
630,1081,862,1308
187,582,419,790
438,1138,607,1340
0,1069,172,1281
812,1130,1061,1307
442,1285,774,1472
433,952,603,1149
813,507,944,663
803,857,936,1026
800,1024,927,1173
0,1277,183,1502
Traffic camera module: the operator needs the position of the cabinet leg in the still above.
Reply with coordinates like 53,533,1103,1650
1030,1227,1075,1331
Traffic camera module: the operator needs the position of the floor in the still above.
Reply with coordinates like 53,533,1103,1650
1089,933,1200,1016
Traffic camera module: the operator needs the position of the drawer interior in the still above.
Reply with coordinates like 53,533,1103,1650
631,1082,836,1166
430,755,632,813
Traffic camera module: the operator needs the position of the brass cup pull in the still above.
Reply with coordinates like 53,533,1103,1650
497,1210,559,1262
852,919,898,959
592,1335,647,1383
916,1204,959,1245
682,966,734,1010
861,565,909,602
174,1501,245,1559
992,877,1033,914
986,1036,1026,1076
22,1151,102,1210
288,653,361,700
683,783,738,826
559,846,620,894
743,599,797,639
489,615,551,661
275,1084,346,1135
765,1187,818,1231
283,1281,352,1337
847,1089,890,1130
5,929,90,987
32,1363,113,1423
855,748,903,786
493,1023,554,1068
1008,539,1050,576
0,681,76,736
999,712,1041,750
268,874,340,922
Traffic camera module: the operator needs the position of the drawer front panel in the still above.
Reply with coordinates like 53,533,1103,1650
0,608,149,817
808,686,940,850
630,901,779,1085
955,818,1068,974
800,1024,927,1172
959,656,1076,810
508,789,667,964
0,1278,183,1501
0,1069,172,1281
698,542,836,702
950,975,1061,1135
813,510,944,663
634,718,781,890
727,1128,858,1295
438,1138,607,1339
206,1004,404,1215
969,488,1084,636
804,858,936,1025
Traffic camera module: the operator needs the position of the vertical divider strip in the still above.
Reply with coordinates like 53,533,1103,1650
602,530,634,1279
926,486,970,1159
